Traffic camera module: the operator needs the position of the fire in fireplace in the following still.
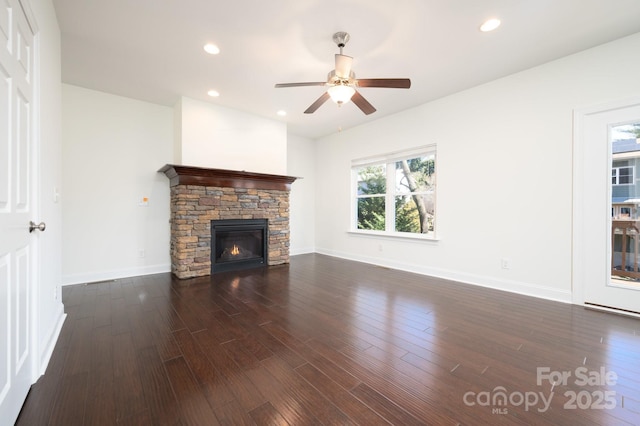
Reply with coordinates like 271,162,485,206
211,219,268,273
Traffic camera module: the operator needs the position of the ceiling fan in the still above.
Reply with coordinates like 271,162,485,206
275,32,411,115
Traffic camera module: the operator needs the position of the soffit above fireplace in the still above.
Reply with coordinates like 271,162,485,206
159,164,297,191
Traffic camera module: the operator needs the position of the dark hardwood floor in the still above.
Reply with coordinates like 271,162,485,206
16,254,640,425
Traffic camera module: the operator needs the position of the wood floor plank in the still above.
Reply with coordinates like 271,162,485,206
75,286,97,320
16,256,640,425
261,355,355,425
261,321,362,391
221,338,263,370
215,399,256,426
112,332,147,421
295,362,390,425
136,346,181,425
248,401,292,425
196,310,238,345
192,328,267,412
241,322,308,369
48,372,89,425
64,315,95,376
142,308,183,361
170,297,208,333
164,356,220,425
84,325,116,425
247,360,323,426
350,382,427,426
307,331,477,424
92,293,113,329
172,328,236,409
115,409,154,426
110,295,130,336
152,296,188,332
210,309,248,340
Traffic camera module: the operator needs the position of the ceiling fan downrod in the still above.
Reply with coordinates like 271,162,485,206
332,31,350,54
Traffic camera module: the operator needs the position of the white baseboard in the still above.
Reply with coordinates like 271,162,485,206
314,248,572,304
290,246,315,256
37,304,66,376
62,263,171,286
60,251,574,304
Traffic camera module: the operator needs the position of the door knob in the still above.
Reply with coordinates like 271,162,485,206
29,221,46,233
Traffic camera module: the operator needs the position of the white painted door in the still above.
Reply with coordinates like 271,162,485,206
0,0,37,423
574,99,640,314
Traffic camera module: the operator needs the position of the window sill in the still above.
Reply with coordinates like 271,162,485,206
347,229,440,242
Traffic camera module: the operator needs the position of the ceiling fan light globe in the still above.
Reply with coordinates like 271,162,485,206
328,85,355,105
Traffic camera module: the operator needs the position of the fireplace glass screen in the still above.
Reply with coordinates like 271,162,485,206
211,219,268,273
216,230,263,261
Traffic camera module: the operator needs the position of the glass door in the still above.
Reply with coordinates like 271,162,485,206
610,122,640,288
577,101,640,314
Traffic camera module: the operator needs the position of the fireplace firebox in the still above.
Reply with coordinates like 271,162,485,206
211,219,268,273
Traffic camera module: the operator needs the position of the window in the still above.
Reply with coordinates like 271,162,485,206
352,146,436,238
612,166,634,185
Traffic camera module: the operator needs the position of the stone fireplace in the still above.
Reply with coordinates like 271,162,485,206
159,164,297,279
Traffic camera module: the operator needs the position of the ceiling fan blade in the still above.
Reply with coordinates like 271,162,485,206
275,82,326,88
304,92,331,114
356,78,411,89
334,54,353,78
351,91,376,115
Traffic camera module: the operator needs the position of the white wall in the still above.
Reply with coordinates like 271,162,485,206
287,133,316,255
314,32,640,303
177,97,287,175
31,0,66,374
61,85,173,285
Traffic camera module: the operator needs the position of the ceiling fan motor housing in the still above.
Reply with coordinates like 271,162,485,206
328,70,355,86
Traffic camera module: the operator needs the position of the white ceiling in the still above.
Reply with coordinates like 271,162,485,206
53,0,640,139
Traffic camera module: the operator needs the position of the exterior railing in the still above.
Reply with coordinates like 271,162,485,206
611,219,640,279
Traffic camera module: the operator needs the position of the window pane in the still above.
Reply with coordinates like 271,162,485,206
357,165,386,195
352,147,437,237
619,167,633,184
357,197,385,231
395,194,435,234
395,156,435,193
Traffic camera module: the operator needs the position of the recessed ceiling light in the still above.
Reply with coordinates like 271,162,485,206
480,18,501,32
277,110,287,117
204,43,220,55
207,90,220,97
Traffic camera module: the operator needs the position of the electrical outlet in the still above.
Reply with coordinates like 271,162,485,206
139,249,145,258
501,258,511,270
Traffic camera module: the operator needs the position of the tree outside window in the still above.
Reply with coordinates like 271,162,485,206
357,165,386,231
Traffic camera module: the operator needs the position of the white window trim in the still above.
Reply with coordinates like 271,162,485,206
347,229,441,241
612,165,634,186
351,145,437,240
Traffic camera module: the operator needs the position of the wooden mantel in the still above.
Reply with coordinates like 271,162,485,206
158,164,297,191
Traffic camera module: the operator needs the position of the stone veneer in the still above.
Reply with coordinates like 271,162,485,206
160,165,297,279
